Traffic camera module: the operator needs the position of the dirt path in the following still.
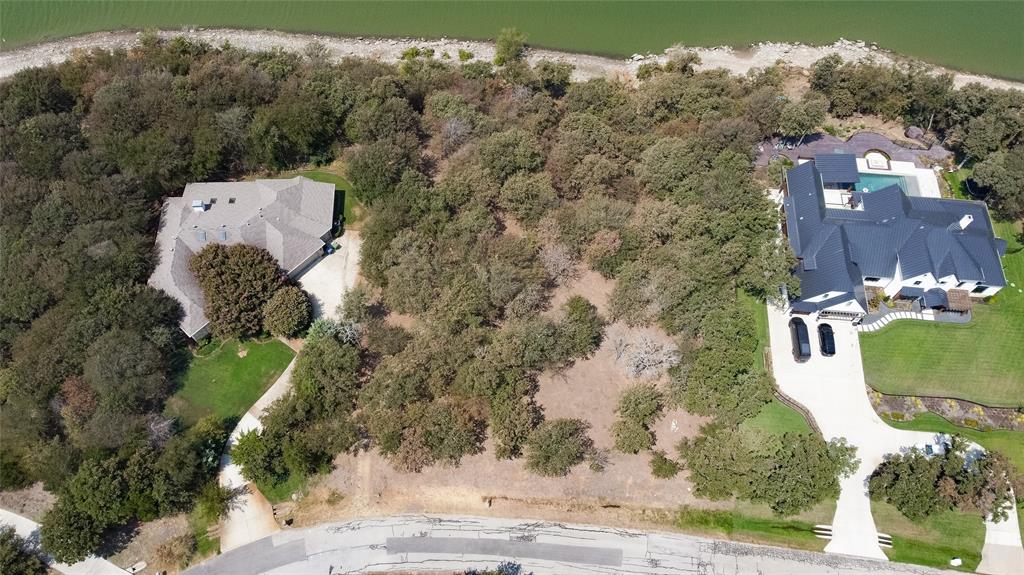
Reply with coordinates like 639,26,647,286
2,29,1021,91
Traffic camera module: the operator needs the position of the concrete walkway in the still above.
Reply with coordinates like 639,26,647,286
766,303,1023,570
0,508,127,575
218,359,297,551
978,502,1024,574
184,514,953,575
219,237,362,551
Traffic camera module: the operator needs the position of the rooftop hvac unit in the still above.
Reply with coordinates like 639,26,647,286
191,199,206,212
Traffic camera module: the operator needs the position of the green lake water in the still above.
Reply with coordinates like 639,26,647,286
3,1,1023,81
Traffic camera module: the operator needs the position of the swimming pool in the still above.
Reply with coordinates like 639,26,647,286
855,173,908,193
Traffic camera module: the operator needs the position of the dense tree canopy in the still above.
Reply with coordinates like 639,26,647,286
189,243,287,338
3,33,1020,561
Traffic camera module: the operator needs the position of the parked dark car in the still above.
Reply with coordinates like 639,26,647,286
818,323,836,356
789,317,811,362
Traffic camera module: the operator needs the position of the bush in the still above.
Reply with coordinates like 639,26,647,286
554,296,605,361
498,171,557,225
650,450,679,478
458,49,474,61
262,286,312,337
612,418,654,454
494,28,527,66
0,526,47,575
616,383,664,426
524,419,593,477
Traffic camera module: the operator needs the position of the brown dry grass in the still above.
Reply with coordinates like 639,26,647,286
0,482,54,521
287,269,719,535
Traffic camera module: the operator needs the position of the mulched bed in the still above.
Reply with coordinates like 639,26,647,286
868,386,1024,432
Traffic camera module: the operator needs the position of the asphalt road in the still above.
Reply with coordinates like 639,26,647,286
184,514,952,575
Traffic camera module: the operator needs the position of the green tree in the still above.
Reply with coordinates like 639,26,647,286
344,140,414,205
554,296,605,361
612,418,655,454
498,171,557,225
649,450,680,479
973,146,1024,219
525,419,593,477
494,28,527,66
262,285,312,337
479,129,543,183
534,60,574,97
779,96,827,144
752,435,858,516
40,500,103,564
231,429,285,486
0,526,47,575
189,244,286,338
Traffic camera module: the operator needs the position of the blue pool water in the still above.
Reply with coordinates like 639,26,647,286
854,173,908,193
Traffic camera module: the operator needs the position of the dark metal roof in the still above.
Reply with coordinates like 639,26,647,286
783,155,1008,310
815,153,860,184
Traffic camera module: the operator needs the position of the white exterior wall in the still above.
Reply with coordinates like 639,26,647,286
821,297,867,316
882,261,905,297
805,290,850,303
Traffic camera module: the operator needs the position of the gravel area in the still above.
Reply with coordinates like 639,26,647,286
2,29,1022,91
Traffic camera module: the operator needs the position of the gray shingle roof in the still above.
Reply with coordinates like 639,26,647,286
149,177,335,337
783,156,1007,311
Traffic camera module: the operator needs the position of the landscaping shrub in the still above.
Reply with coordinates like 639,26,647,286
650,450,680,478
525,419,593,477
262,286,312,337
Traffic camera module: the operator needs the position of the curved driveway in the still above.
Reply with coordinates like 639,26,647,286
766,303,1022,570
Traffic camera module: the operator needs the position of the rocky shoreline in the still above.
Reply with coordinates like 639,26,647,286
2,28,1023,91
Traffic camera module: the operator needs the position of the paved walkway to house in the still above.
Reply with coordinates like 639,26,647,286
857,308,971,332
767,304,1023,570
756,131,952,167
220,237,362,551
0,508,127,575
978,502,1024,574
297,232,362,321
218,359,297,551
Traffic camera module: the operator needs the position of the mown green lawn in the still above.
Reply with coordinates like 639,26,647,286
674,505,827,552
165,339,295,427
737,292,812,435
872,501,985,571
861,220,1024,407
943,168,974,200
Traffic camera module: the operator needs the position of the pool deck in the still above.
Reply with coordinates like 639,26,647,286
756,131,952,169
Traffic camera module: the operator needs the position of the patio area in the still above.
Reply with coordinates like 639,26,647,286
757,131,952,169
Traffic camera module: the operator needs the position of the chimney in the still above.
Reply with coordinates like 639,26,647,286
958,214,973,230
191,199,206,213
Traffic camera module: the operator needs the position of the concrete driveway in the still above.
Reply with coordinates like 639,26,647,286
766,305,938,559
296,232,361,320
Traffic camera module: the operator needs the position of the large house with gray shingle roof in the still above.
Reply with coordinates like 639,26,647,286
783,155,1007,320
149,177,336,339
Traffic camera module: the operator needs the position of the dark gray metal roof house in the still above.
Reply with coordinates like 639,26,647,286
783,157,1007,316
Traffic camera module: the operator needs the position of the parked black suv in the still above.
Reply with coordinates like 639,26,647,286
789,317,811,362
818,323,836,356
